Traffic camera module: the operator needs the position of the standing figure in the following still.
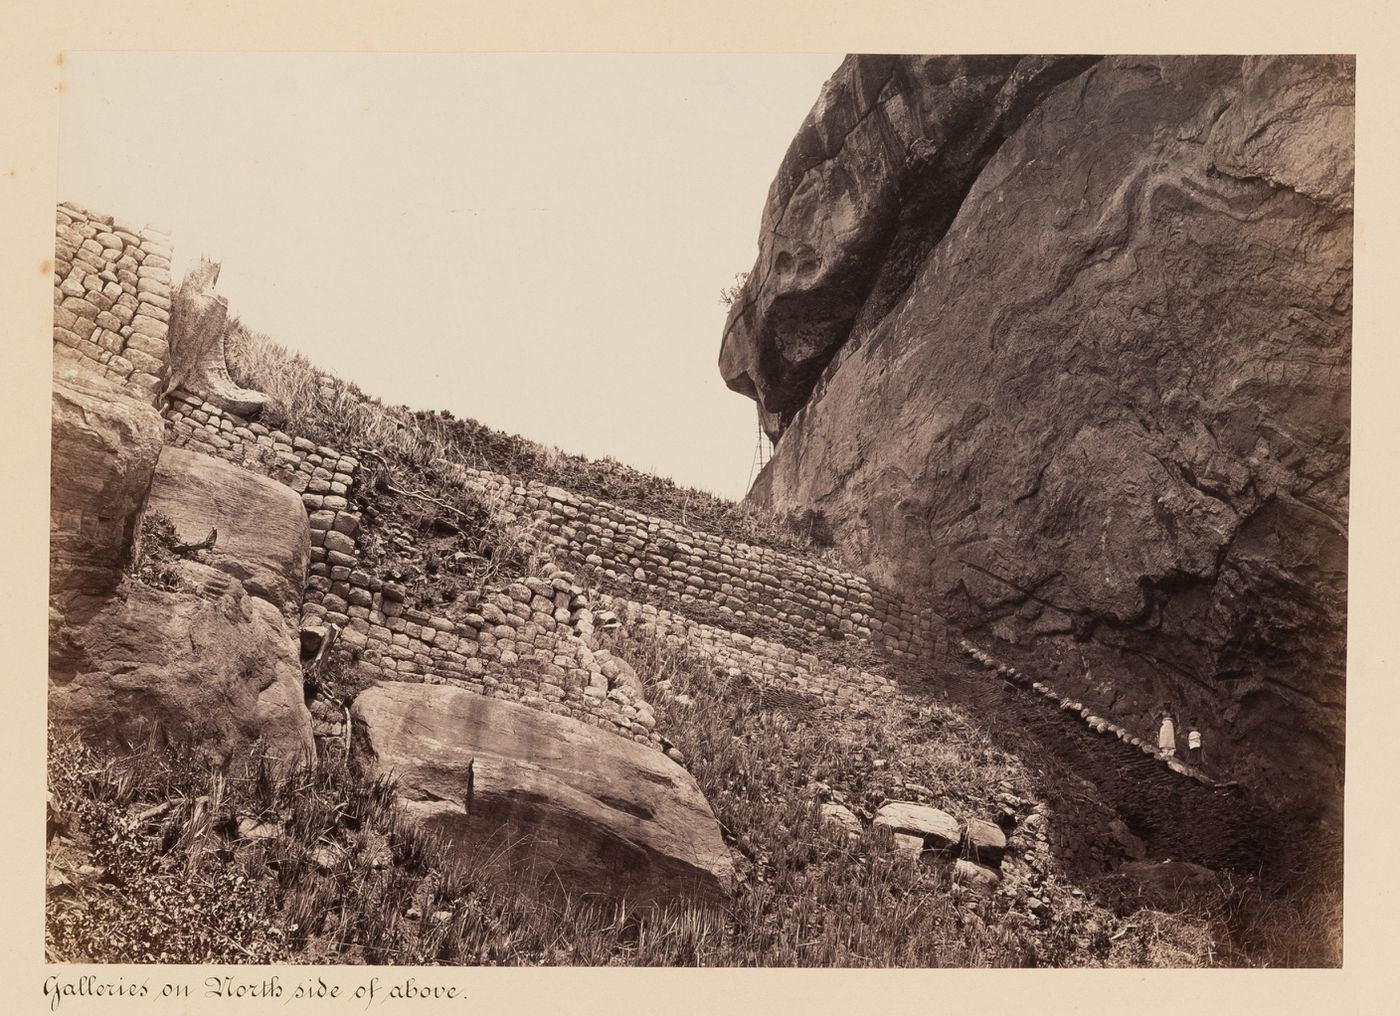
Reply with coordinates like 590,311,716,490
1158,710,1177,759
1187,727,1203,766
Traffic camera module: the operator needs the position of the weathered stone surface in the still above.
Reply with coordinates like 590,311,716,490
49,364,164,600
719,54,1099,436
960,818,1007,868
873,801,960,852
953,858,1001,893
49,562,314,766
166,259,267,414
351,682,735,906
741,56,1352,816
146,445,310,614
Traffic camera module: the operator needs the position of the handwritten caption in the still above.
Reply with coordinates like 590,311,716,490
43,974,463,1010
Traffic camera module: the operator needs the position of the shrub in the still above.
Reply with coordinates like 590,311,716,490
126,511,186,591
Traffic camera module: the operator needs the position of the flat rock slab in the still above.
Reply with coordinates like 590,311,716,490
147,445,310,614
873,801,961,852
352,682,735,907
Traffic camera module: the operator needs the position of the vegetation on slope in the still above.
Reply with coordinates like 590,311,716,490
47,623,1243,967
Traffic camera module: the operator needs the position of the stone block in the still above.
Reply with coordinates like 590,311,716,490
873,802,961,853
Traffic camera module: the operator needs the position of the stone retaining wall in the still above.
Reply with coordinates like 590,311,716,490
598,594,901,708
158,386,952,745
431,460,945,662
159,389,664,747
159,381,946,676
52,203,173,400
322,563,665,752
161,390,359,502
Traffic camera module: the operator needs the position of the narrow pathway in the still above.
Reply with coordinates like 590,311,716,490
902,645,1284,876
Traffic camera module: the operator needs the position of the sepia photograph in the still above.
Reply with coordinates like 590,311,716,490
24,11,1369,990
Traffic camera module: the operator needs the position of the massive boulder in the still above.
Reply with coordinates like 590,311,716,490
720,54,1099,439
49,364,165,601
50,338,312,766
147,445,310,615
352,682,736,906
49,562,315,765
731,56,1352,817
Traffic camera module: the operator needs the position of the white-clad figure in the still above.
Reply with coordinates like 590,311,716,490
1158,713,1177,758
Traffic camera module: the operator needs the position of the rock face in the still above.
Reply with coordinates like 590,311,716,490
50,345,312,766
49,364,165,600
720,54,1100,438
49,561,315,765
147,445,311,614
730,56,1352,817
352,682,736,906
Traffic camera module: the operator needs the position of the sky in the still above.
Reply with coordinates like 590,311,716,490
56,52,840,500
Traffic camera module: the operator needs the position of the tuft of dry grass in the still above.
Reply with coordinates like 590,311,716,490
125,510,187,591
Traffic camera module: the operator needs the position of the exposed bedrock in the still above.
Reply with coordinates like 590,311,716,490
49,562,315,766
49,363,165,601
738,55,1352,817
719,54,1101,437
147,445,312,616
49,359,314,764
352,682,736,907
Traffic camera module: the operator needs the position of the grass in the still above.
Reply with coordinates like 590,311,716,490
604,628,1220,967
48,616,1247,966
47,724,732,966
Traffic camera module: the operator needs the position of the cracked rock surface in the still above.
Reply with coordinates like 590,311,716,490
736,55,1352,817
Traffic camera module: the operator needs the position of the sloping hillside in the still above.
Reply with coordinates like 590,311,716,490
47,77,1343,970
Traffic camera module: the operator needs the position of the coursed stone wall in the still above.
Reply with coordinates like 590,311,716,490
52,203,173,400
430,461,946,662
155,387,943,748
157,380,944,669
598,594,901,707
158,390,664,748
162,389,359,502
